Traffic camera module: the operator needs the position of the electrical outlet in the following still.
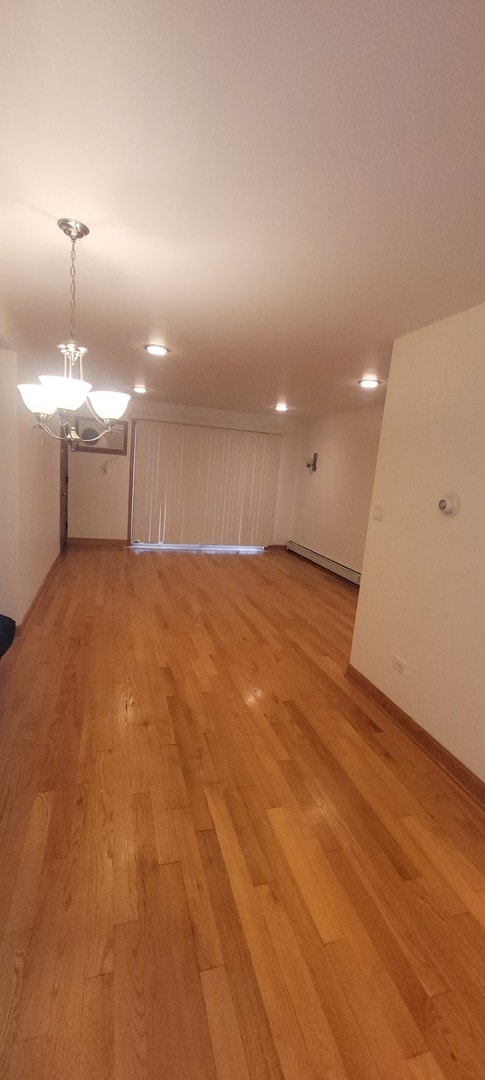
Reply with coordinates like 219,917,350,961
373,504,384,521
392,655,406,674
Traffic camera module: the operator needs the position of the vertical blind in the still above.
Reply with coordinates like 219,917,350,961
131,419,282,546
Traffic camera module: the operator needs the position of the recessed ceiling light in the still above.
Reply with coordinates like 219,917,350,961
132,385,147,394
275,402,288,412
358,378,380,389
144,343,169,357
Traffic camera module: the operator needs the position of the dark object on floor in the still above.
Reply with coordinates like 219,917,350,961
0,615,16,658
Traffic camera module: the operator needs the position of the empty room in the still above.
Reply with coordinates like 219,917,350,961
1,2,485,1079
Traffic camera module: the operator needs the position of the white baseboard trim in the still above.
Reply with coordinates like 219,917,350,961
286,541,361,585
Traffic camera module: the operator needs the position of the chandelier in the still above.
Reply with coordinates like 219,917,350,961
17,218,130,446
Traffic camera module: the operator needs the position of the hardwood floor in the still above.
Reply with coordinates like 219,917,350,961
1,546,485,1079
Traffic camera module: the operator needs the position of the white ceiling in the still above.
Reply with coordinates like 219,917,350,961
2,0,485,416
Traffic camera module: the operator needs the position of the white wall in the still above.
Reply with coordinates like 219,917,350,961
271,416,304,545
67,426,132,541
0,351,20,620
351,302,485,782
0,328,60,625
16,405,59,621
290,406,383,573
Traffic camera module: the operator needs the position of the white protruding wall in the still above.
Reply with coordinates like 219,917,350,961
289,406,383,573
351,302,485,782
0,351,20,620
17,407,59,621
0,333,60,625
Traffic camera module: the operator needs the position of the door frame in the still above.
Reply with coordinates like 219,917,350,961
60,439,68,552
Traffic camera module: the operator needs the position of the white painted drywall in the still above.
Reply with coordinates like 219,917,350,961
130,399,286,435
67,425,132,541
271,416,304,545
0,337,60,625
16,411,60,621
0,351,20,621
350,302,485,781
289,406,383,572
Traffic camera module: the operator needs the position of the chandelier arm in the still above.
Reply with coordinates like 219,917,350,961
85,396,113,429
34,420,65,441
35,418,106,445
77,429,112,444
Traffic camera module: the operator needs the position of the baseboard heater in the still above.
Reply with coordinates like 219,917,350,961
286,541,361,585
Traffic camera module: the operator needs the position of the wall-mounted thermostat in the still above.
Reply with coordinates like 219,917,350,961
438,492,460,517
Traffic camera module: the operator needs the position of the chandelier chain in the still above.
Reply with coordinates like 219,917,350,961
69,238,77,339
17,217,130,445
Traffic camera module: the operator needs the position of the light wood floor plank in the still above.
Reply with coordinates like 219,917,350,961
43,783,90,1080
113,920,147,1080
85,751,114,978
256,882,349,1080
7,1035,48,1080
201,965,252,1080
112,737,139,926
324,938,416,1080
406,1051,447,1079
173,805,224,971
80,973,114,1080
266,804,344,944
198,828,285,1080
15,856,65,1041
205,783,316,1080
5,791,54,932
0,930,31,1079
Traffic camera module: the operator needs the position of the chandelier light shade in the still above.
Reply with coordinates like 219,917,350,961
17,218,131,446
88,390,131,421
18,383,59,416
39,374,93,412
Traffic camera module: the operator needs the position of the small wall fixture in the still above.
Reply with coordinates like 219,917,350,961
358,378,380,389
305,452,318,472
275,401,288,412
438,492,460,517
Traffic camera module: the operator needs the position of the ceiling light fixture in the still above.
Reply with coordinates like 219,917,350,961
358,378,380,389
17,219,130,446
275,402,288,412
144,343,169,357
132,385,147,394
